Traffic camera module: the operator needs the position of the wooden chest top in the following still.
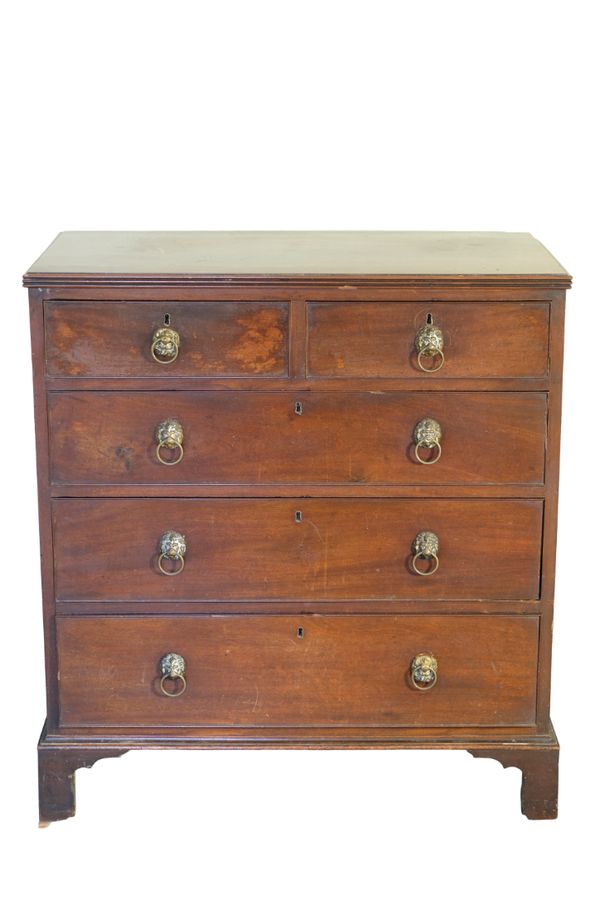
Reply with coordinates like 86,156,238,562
24,230,571,285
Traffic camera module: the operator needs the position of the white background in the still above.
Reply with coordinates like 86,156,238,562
2,0,598,897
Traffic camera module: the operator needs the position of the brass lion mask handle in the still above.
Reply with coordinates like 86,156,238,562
412,530,440,576
158,530,186,576
155,419,184,466
159,652,187,697
415,319,445,372
410,654,438,690
151,326,180,364
413,418,442,465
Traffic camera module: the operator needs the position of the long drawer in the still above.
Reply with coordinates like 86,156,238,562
56,614,539,728
52,498,543,601
48,391,547,486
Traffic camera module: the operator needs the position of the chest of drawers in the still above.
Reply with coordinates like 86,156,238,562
26,231,570,824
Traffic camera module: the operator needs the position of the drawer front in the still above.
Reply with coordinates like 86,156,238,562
307,302,549,378
56,614,539,727
53,498,543,601
45,301,289,377
48,391,546,487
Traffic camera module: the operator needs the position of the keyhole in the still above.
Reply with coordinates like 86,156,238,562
295,511,302,523
426,312,433,325
294,401,303,415
297,627,304,639
164,313,171,325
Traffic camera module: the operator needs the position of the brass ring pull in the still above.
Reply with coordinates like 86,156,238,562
157,441,183,466
415,440,442,465
413,418,442,465
410,654,438,691
411,530,440,576
151,326,180,364
157,530,186,576
415,321,445,373
155,419,184,466
412,553,439,576
417,347,445,373
160,673,187,696
158,553,185,576
159,653,187,697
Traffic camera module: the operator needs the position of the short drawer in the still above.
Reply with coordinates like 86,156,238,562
56,614,539,728
53,498,543,601
307,302,549,378
48,391,547,487
45,301,289,377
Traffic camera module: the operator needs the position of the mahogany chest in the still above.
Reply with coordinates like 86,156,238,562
26,231,570,823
